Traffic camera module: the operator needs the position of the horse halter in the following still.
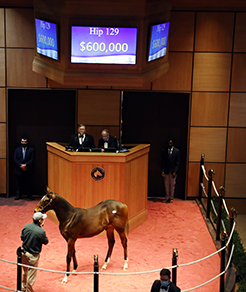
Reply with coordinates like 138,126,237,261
36,194,54,212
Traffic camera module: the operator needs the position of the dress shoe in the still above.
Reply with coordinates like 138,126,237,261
15,194,21,200
170,199,173,203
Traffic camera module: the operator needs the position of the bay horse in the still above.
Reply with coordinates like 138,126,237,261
34,188,128,283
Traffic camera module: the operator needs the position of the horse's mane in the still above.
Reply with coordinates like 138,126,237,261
53,193,77,210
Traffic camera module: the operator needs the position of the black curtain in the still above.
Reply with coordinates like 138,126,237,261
122,91,189,199
8,89,76,197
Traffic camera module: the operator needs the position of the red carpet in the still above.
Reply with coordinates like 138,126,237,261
0,197,220,292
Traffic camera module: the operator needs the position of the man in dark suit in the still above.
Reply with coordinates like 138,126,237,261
14,137,35,200
69,124,95,151
150,268,181,292
98,129,117,150
161,139,180,203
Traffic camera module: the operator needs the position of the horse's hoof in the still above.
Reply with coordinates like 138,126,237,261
61,280,67,284
101,265,107,270
123,258,128,270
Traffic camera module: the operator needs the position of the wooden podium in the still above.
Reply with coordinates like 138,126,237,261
46,142,150,231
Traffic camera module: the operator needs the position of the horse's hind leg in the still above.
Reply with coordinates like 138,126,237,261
118,230,128,270
101,227,115,270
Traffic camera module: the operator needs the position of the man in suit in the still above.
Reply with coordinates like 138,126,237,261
98,129,117,150
69,124,95,151
150,268,181,292
161,139,180,203
14,137,35,200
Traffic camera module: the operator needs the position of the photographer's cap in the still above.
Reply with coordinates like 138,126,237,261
33,212,47,221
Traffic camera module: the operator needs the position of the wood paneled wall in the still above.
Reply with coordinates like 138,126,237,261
77,90,121,145
0,5,246,213
152,10,246,210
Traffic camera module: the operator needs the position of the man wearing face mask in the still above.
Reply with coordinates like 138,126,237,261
161,139,180,203
14,137,35,200
150,268,181,292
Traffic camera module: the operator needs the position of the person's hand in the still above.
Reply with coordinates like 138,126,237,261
39,219,45,228
161,171,165,177
20,164,27,171
172,172,176,178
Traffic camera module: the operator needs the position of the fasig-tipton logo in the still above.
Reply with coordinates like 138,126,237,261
91,166,105,181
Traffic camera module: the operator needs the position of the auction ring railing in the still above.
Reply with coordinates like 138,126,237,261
0,156,237,292
198,153,238,291
0,220,236,292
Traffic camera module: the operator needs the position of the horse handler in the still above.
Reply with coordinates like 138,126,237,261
20,212,49,292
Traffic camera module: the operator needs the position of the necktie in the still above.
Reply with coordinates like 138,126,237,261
23,149,26,160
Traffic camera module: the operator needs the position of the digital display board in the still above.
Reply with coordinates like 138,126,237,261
35,18,58,61
148,22,170,62
71,26,137,64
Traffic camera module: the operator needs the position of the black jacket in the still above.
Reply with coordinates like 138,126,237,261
14,146,35,175
69,133,95,150
161,146,180,175
150,280,181,292
98,135,117,149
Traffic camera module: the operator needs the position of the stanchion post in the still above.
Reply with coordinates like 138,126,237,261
172,248,178,286
198,154,205,201
16,246,22,291
216,186,226,241
228,208,237,266
94,255,99,292
220,231,226,292
206,169,215,219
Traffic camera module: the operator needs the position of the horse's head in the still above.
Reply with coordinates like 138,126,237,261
34,187,56,213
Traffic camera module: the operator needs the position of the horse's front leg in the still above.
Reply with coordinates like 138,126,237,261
72,248,78,274
62,238,77,284
101,227,115,270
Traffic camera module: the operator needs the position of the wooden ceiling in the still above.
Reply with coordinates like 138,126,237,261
0,0,245,11
171,0,246,11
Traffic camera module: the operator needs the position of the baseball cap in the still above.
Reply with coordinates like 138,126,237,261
33,212,47,221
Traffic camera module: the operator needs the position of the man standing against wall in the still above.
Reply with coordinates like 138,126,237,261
14,137,35,200
161,139,180,203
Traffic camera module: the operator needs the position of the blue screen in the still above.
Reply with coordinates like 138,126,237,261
35,19,58,61
148,22,170,62
71,26,137,64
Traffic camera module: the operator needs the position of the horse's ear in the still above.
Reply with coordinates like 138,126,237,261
46,186,51,194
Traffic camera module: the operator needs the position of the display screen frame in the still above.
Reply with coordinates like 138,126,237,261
35,18,59,61
147,22,170,62
70,26,138,65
